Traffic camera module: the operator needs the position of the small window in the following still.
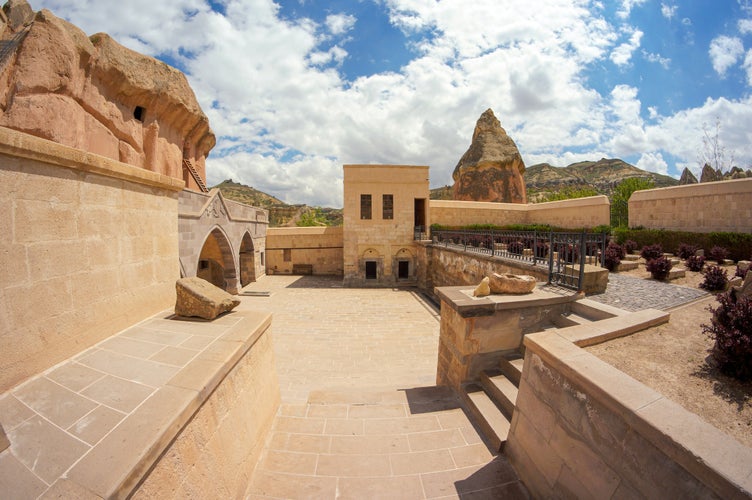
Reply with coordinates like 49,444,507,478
383,194,393,220
260,252,265,266
134,106,145,122
361,194,372,220
283,249,292,262
199,259,209,270
365,261,377,279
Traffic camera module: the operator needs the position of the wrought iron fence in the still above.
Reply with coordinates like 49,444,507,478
430,229,608,291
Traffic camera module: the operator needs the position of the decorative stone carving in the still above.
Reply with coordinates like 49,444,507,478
488,273,537,294
175,277,240,320
473,277,491,297
452,109,527,203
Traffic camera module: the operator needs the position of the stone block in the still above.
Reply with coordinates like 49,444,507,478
175,277,240,320
564,264,608,294
668,268,686,280
616,260,639,271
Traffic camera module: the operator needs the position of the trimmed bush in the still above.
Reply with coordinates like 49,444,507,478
508,240,524,255
702,292,752,380
534,240,549,259
613,228,752,262
709,245,730,264
623,239,638,254
646,256,672,280
676,243,699,260
686,255,706,272
604,242,624,271
701,265,728,292
640,243,663,261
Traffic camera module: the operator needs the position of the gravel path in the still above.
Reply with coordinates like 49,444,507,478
589,272,710,311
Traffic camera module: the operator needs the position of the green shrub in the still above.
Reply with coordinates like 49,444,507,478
702,292,752,380
613,228,752,262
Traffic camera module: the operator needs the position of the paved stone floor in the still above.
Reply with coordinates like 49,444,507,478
239,276,528,499
588,273,709,312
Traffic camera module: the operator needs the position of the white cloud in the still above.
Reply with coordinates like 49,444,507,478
739,19,752,34
643,50,670,69
661,3,677,20
611,29,643,66
709,35,744,77
636,152,668,175
616,0,647,19
744,49,752,86
325,13,356,35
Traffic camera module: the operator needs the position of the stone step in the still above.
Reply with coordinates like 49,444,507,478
499,355,524,386
623,254,640,261
668,269,686,280
552,313,593,328
616,261,639,271
480,371,518,418
461,384,511,453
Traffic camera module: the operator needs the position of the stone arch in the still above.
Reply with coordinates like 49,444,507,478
239,231,256,287
197,226,238,293
394,247,415,281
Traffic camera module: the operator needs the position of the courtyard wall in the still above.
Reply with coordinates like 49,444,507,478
0,127,183,392
430,196,610,229
629,178,752,232
266,226,344,276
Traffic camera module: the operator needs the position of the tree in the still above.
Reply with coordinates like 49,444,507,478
540,186,599,202
610,177,654,227
699,117,735,174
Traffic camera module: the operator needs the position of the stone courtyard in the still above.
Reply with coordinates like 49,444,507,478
238,275,527,498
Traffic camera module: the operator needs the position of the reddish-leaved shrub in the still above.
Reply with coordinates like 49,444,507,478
701,265,728,292
604,241,624,271
646,255,672,280
709,245,730,264
686,255,706,272
676,242,699,260
702,292,752,380
623,239,638,254
641,243,663,261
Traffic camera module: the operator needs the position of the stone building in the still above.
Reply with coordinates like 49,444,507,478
342,164,430,286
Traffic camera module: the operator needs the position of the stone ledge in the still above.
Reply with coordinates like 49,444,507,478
0,309,272,499
0,126,184,192
435,285,580,317
523,329,752,498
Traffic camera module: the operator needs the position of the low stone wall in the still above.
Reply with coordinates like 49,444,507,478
266,226,344,276
430,196,610,229
0,127,183,392
629,178,752,233
506,330,752,498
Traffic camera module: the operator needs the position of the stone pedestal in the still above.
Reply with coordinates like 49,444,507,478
564,264,609,294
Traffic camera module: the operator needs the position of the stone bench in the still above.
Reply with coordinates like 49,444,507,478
0,309,279,498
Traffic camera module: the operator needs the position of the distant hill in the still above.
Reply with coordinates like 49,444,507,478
211,179,343,227
524,158,679,201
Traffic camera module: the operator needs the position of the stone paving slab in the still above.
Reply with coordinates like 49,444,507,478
588,273,709,312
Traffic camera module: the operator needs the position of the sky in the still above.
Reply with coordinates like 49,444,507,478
36,0,752,207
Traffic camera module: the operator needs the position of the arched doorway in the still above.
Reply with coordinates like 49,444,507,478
239,232,255,287
197,227,238,293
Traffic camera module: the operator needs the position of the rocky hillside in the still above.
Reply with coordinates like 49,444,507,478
212,179,342,227
524,158,678,201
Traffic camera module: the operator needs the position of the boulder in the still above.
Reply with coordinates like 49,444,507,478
488,273,537,294
452,109,527,203
473,277,491,297
175,277,240,320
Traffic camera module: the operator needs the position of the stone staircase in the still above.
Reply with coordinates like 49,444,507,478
460,355,523,453
182,158,209,192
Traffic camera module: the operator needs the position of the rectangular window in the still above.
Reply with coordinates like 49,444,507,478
283,249,291,262
365,261,377,279
382,194,393,220
398,260,409,279
360,194,372,220
260,252,265,266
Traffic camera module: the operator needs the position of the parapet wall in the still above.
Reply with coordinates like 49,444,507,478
430,196,610,229
0,127,183,392
629,178,752,233
266,226,344,276
506,329,752,498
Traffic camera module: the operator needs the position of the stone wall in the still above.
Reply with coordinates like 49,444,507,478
506,330,752,498
430,196,610,229
266,226,344,276
629,178,752,233
134,318,280,499
0,127,182,392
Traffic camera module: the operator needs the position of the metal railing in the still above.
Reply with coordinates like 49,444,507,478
430,228,608,291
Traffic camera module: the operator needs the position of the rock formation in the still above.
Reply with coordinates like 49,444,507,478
175,277,240,320
679,167,698,185
700,164,721,183
452,109,527,203
0,0,215,182
488,273,536,294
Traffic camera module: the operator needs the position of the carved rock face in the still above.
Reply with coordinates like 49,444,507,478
452,109,528,203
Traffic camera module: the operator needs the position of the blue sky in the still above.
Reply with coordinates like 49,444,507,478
36,0,752,207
